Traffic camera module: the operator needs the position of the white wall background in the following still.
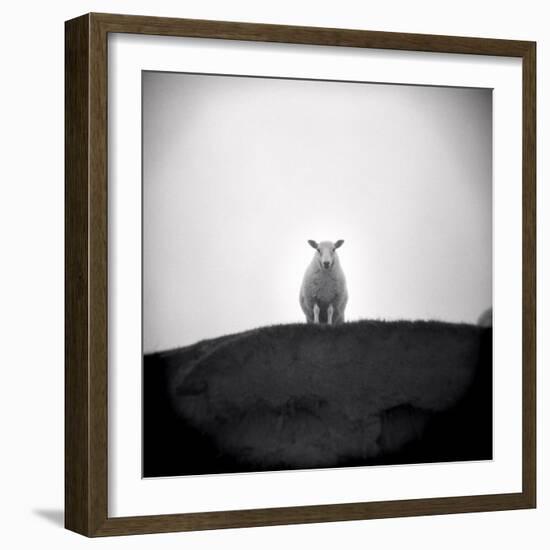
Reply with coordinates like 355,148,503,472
143,72,492,352
0,0,546,548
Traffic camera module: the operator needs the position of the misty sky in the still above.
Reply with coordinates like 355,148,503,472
142,72,492,353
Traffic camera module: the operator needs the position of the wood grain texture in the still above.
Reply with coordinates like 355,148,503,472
88,13,109,535
92,12,532,56
64,12,537,537
521,42,537,508
65,14,91,535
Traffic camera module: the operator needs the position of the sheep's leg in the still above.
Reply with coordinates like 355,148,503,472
313,303,320,324
327,304,334,325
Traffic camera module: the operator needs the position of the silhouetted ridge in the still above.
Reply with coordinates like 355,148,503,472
143,319,492,477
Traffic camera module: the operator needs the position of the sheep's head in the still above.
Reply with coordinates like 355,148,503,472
308,239,344,270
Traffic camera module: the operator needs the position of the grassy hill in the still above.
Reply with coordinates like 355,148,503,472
143,319,492,477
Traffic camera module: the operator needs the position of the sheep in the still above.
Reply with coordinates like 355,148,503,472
299,240,348,325
477,307,492,328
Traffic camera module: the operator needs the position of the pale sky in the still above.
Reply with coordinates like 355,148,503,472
142,72,492,353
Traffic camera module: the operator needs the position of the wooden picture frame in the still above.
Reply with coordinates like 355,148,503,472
65,12,536,537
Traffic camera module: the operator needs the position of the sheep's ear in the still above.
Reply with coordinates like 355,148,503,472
308,240,318,249
334,240,344,249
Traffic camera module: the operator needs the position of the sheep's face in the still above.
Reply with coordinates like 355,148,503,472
308,240,344,270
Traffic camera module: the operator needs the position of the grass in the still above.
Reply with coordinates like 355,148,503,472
143,319,492,477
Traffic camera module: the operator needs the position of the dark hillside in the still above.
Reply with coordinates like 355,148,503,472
143,320,492,477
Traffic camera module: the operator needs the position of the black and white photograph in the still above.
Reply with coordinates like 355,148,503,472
142,71,493,478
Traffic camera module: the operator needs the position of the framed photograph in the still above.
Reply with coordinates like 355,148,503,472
65,13,536,537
